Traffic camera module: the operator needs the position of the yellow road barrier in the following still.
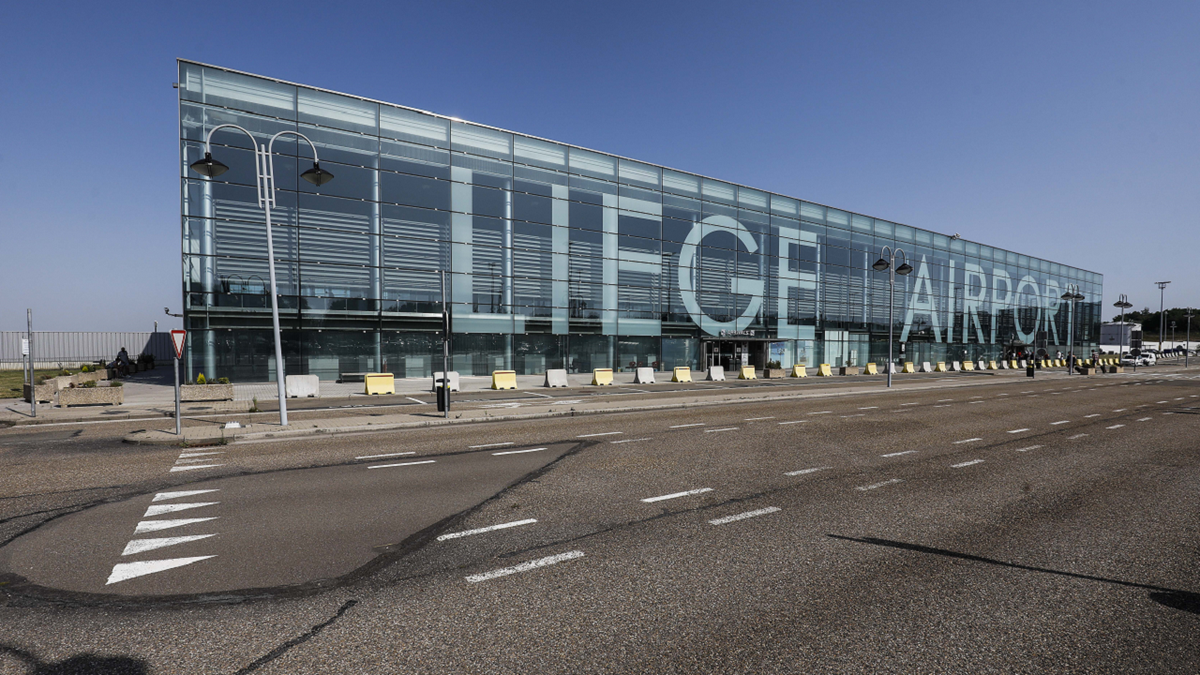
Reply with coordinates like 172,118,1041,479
491,370,518,390
935,362,947,372
591,368,614,386
864,363,878,375
1009,360,1018,369
816,363,833,377
902,362,916,373
987,360,998,370
738,365,756,380
364,372,395,396
963,361,975,371
791,365,807,378
672,366,692,382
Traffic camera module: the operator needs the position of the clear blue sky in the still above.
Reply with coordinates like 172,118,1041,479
2,0,1197,332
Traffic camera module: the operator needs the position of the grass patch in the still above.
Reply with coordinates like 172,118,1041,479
0,369,68,399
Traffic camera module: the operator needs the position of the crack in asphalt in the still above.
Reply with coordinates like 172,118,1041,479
232,599,358,674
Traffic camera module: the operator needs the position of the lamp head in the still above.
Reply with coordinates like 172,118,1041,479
1073,292,1085,301
189,152,229,178
301,161,335,186
895,262,914,276
872,258,890,272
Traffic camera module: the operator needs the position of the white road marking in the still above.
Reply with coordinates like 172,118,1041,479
705,427,739,433
1067,433,1088,440
1157,401,1169,404
577,431,623,438
525,392,554,399
809,411,833,415
969,401,984,404
785,467,830,476
437,518,537,541
469,442,514,449
933,405,951,408
856,478,902,491
744,416,776,421
122,534,216,556
134,517,218,534
152,489,218,502
368,460,437,469
1106,424,1125,430
882,450,916,457
778,420,807,425
859,406,879,410
169,464,225,472
1112,408,1127,412
174,458,217,465
1015,445,1043,452
709,506,780,526
954,438,983,444
1084,414,1101,418
405,397,427,405
1137,417,1152,422
610,438,651,444
952,459,985,468
1175,397,1185,401
356,451,416,460
493,447,547,455
480,402,523,409
177,451,224,458
466,550,584,583
143,502,218,518
937,399,955,402
1050,421,1070,425
841,413,867,417
642,488,713,503
900,402,921,406
106,556,216,585
670,423,706,428
1007,428,1030,434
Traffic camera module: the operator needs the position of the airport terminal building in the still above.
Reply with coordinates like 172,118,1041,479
178,60,1102,382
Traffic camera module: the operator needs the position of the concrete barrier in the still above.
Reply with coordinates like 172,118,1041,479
491,370,518,390
738,365,756,380
591,368,614,386
364,372,395,395
919,362,933,373
999,361,1009,369
1009,360,1019,369
816,363,833,376
634,367,656,384
962,361,975,371
950,361,961,371
976,360,987,371
543,369,569,388
887,363,898,374
672,366,693,382
706,366,726,381
285,374,320,398
902,362,916,373
935,362,947,372
1019,360,1027,368
790,365,807,378
864,363,878,375
432,371,461,392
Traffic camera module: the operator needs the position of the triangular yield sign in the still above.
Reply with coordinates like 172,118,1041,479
170,330,187,359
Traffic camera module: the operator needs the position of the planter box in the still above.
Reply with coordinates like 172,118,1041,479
23,383,56,403
180,383,235,402
1106,365,1124,374
1078,367,1096,375
60,386,123,408
840,366,860,376
764,368,788,379
74,371,103,385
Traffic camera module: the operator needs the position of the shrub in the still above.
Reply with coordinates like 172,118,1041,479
81,365,90,373
216,377,230,385
109,380,123,387
766,360,782,369
196,373,207,385
59,369,71,376
79,380,97,388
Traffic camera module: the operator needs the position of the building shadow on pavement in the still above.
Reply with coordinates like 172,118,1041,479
0,644,148,674
828,534,1199,615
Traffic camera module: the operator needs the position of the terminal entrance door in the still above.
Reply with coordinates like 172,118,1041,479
701,339,768,372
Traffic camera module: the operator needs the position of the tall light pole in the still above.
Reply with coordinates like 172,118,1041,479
1171,321,1177,356
872,246,913,388
1186,309,1194,368
1061,284,1084,374
1155,281,1171,353
189,125,334,427
1114,294,1132,364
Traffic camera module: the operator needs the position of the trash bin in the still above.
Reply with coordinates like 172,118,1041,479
436,378,450,412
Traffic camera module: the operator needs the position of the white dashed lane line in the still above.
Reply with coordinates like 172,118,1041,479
1106,424,1125,430
469,442,514,449
859,406,879,410
437,518,538,541
493,447,547,456
577,432,623,438
1007,428,1030,434
368,460,437,470
778,420,807,425
610,438,651,444
466,550,585,583
1084,414,1101,418
709,507,780,526
1068,433,1088,440
857,478,902,491
1015,445,1042,452
1050,421,1070,425
953,438,983,444
809,411,833,415
744,417,775,421
1137,417,1152,422
669,423,705,429
785,467,830,476
705,427,739,433
1113,408,1127,412
841,413,867,417
900,402,921,406
356,451,415,460
952,459,985,468
641,488,713,503
881,450,916,458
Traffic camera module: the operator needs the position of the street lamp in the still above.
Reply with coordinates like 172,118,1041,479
1186,309,1194,368
1060,284,1084,374
1155,281,1171,353
189,125,334,427
1113,294,1132,367
1171,321,1177,357
872,246,913,388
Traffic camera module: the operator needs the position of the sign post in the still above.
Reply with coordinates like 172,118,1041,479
27,309,35,417
171,330,187,436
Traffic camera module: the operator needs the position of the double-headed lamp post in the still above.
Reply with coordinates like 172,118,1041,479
189,125,334,426
1113,294,1132,361
872,246,913,388
1061,284,1084,374
1155,281,1171,352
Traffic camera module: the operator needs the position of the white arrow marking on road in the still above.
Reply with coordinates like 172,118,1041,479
143,502,219,518
466,550,584,583
152,489,219,502
122,534,216,556
134,517,218,534
106,556,215,585
170,464,225,472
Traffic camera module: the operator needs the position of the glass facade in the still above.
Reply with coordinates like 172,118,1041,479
179,60,1103,382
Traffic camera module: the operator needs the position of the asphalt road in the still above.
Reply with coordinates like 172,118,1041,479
0,370,1197,673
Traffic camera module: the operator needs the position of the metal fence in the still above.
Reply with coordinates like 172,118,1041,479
0,332,175,368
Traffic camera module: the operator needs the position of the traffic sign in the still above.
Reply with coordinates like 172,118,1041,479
21,338,29,356
170,330,187,359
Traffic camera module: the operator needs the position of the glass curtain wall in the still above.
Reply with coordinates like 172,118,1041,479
179,60,1103,381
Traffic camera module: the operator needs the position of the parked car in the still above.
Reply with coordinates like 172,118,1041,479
1121,353,1154,366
